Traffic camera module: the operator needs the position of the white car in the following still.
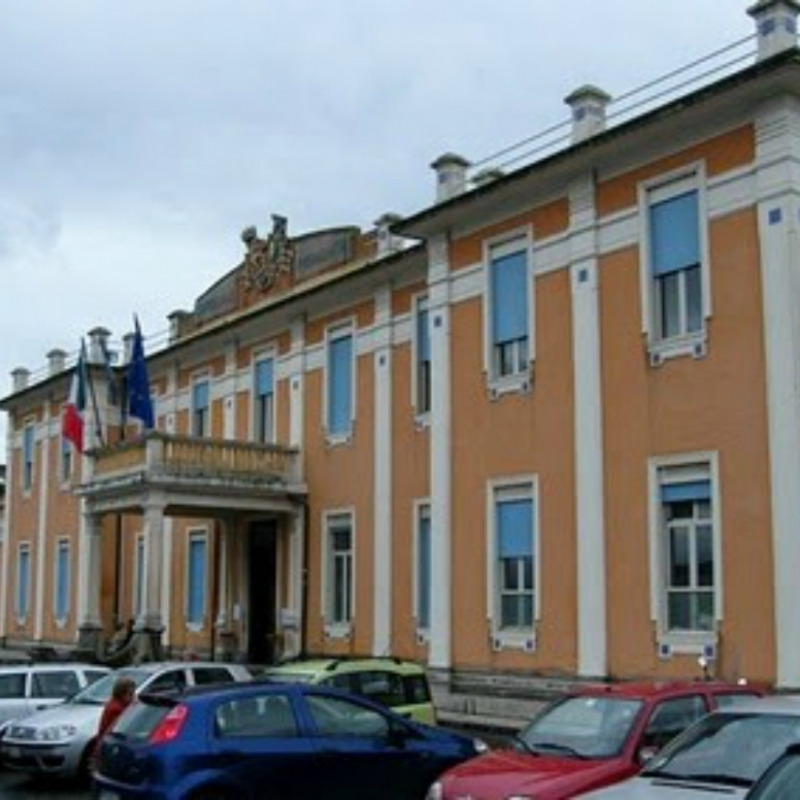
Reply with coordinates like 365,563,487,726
0,661,251,780
583,697,800,800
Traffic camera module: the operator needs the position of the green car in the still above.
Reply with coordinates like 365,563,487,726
262,658,437,724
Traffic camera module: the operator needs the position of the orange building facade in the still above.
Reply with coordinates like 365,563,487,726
2,1,800,704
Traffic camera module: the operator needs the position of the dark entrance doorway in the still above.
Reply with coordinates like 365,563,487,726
247,520,278,664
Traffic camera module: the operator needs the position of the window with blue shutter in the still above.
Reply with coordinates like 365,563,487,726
23,425,34,490
416,298,431,414
61,433,72,482
490,249,529,378
417,507,431,629
255,358,275,443
193,380,210,436
496,493,534,629
18,547,30,618
187,535,207,626
55,541,69,620
327,333,353,436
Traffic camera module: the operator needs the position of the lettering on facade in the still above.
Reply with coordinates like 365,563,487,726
242,215,297,293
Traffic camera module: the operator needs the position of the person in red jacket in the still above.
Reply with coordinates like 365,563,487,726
93,676,136,764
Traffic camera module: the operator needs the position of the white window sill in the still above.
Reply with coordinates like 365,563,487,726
657,631,718,657
325,431,353,448
186,621,204,633
648,332,707,366
491,630,537,653
324,623,352,640
55,616,69,630
415,628,430,645
414,413,431,430
488,370,533,400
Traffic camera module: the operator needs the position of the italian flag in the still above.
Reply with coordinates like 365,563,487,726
62,345,87,452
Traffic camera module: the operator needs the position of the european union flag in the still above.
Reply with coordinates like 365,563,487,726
127,316,154,429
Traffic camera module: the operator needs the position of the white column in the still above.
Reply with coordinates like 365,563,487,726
289,317,306,450
139,498,166,631
76,508,102,632
287,506,305,658
215,519,230,630
223,340,237,440
755,97,800,687
569,176,607,677
34,404,52,641
0,421,15,638
372,285,393,656
160,517,173,646
428,234,452,670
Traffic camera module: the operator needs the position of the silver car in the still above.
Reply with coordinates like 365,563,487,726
0,663,109,734
583,697,800,800
0,661,252,779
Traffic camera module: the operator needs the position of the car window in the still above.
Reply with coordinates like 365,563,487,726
307,694,390,738
146,670,187,694
404,674,431,705
85,670,109,686
215,693,297,738
71,669,151,705
714,692,760,709
31,670,80,699
640,695,706,752
193,667,235,686
113,701,172,742
749,752,800,799
356,671,406,708
320,673,357,693
0,673,26,699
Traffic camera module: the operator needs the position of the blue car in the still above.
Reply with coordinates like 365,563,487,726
93,680,485,800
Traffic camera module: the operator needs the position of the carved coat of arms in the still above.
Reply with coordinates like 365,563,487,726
242,215,296,292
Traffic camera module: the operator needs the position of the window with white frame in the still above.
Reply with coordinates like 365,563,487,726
658,464,715,634
327,328,354,437
489,242,529,380
415,297,431,415
254,356,275,444
192,379,210,437
60,432,72,484
17,544,30,619
23,424,35,492
134,535,145,619
54,539,70,621
647,177,705,343
415,503,431,631
186,532,207,627
494,484,535,631
326,514,353,626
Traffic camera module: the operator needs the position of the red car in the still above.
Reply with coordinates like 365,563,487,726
426,681,762,800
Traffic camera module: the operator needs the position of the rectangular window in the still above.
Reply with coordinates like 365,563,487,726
648,184,704,342
415,298,431,415
490,247,529,379
55,539,70,621
17,544,30,619
416,504,432,630
187,533,207,626
23,424,34,491
495,486,535,631
192,379,210,437
326,514,353,626
134,535,145,619
327,330,353,437
254,357,275,444
659,466,715,634
60,433,72,483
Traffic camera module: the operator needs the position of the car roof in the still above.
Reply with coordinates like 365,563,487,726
116,661,242,674
0,662,109,673
571,680,761,701
711,695,800,715
266,658,425,678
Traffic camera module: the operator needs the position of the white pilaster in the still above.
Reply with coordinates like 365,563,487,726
223,341,237,440
76,509,102,631
160,516,173,645
755,97,800,687
216,520,230,629
0,420,14,638
428,234,452,670
287,507,305,659
34,404,51,641
289,317,306,449
569,176,607,677
372,285,393,656
140,497,166,631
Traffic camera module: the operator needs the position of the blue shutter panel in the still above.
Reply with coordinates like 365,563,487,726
18,550,29,616
417,307,430,363
491,251,528,344
56,545,69,618
650,191,700,276
498,499,534,558
418,515,431,628
193,381,209,410
660,480,711,503
188,539,206,623
328,335,353,434
256,359,274,397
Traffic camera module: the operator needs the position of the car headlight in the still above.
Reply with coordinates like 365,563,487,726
473,736,489,754
36,725,77,742
425,780,443,800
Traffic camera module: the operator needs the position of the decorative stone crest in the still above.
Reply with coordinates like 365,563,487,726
242,214,296,292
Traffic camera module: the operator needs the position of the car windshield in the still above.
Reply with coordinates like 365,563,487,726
70,669,152,706
264,671,315,684
517,696,643,759
643,712,800,787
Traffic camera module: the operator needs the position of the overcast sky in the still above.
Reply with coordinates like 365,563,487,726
0,0,755,451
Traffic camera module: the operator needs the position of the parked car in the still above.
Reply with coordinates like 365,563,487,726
426,681,763,800
746,742,800,799
94,680,485,800
0,662,110,734
262,657,437,723
0,661,251,780
583,696,800,800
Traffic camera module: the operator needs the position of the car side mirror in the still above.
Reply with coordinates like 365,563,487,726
638,745,658,765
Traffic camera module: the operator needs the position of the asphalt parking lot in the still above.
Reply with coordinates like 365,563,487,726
0,771,91,798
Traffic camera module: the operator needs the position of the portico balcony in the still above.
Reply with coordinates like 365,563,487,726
78,431,305,515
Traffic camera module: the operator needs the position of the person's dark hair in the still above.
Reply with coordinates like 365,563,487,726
111,676,136,702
